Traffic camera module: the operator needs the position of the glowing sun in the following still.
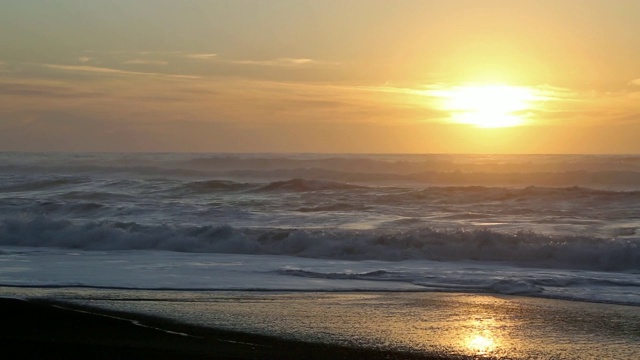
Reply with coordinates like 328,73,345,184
438,84,537,128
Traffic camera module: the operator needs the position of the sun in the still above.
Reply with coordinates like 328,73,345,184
437,84,537,128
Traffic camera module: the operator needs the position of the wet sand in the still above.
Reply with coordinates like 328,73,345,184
2,288,639,360
0,298,447,360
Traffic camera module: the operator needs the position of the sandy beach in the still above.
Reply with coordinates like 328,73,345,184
2,288,639,359
1,297,446,360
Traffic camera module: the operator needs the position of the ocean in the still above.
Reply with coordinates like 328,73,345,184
1,152,639,358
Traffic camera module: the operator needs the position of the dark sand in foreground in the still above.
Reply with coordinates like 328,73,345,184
0,298,452,360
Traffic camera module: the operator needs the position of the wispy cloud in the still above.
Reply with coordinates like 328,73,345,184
43,64,199,79
356,83,577,103
631,78,640,86
186,53,218,60
231,58,323,67
123,59,169,66
0,81,101,99
78,56,93,63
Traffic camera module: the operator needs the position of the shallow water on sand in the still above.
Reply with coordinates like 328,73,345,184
3,287,639,359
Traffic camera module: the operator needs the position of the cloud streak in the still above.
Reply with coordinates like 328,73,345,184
0,82,101,99
186,53,218,60
124,59,169,66
231,58,327,67
43,64,199,79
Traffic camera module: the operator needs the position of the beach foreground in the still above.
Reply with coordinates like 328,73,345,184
1,288,639,359
0,297,443,360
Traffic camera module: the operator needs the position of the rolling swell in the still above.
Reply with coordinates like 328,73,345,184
176,178,366,194
381,185,640,204
5,157,640,188
0,177,88,193
2,217,638,271
183,180,254,193
256,178,365,192
296,203,369,212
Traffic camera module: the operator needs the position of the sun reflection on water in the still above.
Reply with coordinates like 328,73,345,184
467,333,497,355
460,317,502,356
449,297,514,358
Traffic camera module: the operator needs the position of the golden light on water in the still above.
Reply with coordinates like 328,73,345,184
459,316,502,356
467,333,497,355
435,84,539,128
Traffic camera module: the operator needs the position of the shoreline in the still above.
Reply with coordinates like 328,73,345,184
2,287,639,359
0,298,453,360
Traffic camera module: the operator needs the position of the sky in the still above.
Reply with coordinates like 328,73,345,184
1,0,639,153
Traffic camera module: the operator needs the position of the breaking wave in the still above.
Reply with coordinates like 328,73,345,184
1,217,638,272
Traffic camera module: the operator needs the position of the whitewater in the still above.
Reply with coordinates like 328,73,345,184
1,152,639,305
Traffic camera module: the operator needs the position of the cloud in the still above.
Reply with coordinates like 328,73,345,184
631,78,640,86
124,59,169,66
231,58,324,67
0,82,101,99
186,53,218,60
78,56,93,63
43,64,199,79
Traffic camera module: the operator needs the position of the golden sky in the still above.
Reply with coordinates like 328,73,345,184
1,0,639,153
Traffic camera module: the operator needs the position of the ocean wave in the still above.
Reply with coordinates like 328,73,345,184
0,164,210,178
489,279,544,295
30,201,107,216
5,159,640,189
277,269,403,280
0,177,89,193
256,178,365,192
296,203,369,212
183,180,254,193
1,217,638,271
381,185,640,205
62,202,105,214
185,156,427,174
59,191,134,201
182,154,640,174
276,270,631,297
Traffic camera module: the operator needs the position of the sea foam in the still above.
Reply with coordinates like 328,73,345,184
1,217,638,271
